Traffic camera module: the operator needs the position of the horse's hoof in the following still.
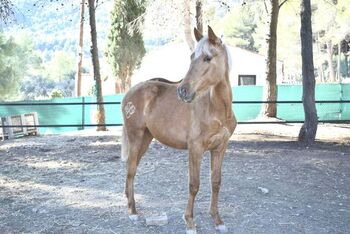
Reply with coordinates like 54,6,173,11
182,215,197,234
129,214,139,221
215,224,228,233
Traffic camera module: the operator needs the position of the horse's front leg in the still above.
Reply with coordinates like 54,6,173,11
184,144,204,233
210,143,228,233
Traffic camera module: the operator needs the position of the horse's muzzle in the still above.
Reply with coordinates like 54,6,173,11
177,85,196,103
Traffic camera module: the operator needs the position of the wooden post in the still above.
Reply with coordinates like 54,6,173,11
5,116,14,139
33,112,40,135
0,117,5,141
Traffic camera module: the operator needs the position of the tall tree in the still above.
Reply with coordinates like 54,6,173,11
298,0,318,144
0,32,40,101
75,0,85,97
261,0,288,118
184,0,203,51
195,0,203,34
184,0,194,51
88,0,106,131
106,0,146,93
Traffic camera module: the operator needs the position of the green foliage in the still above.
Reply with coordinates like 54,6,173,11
220,4,259,52
50,89,64,98
275,0,302,79
312,0,350,41
0,32,40,101
0,30,76,101
20,76,55,100
5,0,114,61
106,0,146,90
220,0,349,81
45,51,75,82
20,74,74,100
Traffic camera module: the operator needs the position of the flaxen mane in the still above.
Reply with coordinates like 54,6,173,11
149,77,183,84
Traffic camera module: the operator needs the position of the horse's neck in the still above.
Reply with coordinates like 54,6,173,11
209,76,233,120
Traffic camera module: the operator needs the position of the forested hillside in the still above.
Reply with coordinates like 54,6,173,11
7,0,113,60
1,0,349,101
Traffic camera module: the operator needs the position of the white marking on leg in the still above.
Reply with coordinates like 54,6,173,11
128,214,139,222
124,102,136,119
215,224,228,233
186,229,197,234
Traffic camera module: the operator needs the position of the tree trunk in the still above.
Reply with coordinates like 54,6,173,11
261,0,279,118
337,41,341,82
115,79,122,94
88,0,106,131
316,32,324,83
117,69,129,93
184,0,194,51
327,40,336,82
195,0,203,34
298,0,318,144
75,0,85,97
345,54,349,77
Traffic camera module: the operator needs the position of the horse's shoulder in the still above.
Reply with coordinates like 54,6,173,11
126,80,163,100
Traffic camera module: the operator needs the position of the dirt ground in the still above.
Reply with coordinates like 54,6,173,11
0,123,349,234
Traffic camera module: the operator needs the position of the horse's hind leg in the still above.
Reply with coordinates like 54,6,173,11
209,143,228,233
125,128,153,220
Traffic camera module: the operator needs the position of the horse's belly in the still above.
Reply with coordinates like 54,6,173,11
148,121,187,149
140,83,190,150
145,105,189,150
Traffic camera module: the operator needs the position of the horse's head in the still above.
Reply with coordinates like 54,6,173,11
177,26,230,103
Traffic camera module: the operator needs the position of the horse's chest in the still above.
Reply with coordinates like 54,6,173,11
206,126,231,150
199,117,232,150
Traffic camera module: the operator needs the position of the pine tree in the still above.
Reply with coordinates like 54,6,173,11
106,0,146,93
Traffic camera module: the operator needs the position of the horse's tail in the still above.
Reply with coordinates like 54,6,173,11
121,126,129,162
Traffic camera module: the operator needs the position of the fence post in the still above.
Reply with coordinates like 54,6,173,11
6,116,14,139
33,112,40,135
81,97,85,130
1,117,5,140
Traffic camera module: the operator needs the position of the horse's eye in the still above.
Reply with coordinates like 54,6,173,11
204,56,212,62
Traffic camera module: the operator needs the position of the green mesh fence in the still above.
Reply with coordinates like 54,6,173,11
0,84,349,134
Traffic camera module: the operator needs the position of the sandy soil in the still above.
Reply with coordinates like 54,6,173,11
0,124,349,234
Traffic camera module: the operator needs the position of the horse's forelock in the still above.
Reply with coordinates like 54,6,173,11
194,36,232,72
194,36,213,59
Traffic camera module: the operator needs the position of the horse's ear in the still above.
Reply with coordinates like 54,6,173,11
208,26,221,45
194,27,203,42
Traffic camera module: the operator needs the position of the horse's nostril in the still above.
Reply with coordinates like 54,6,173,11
180,87,187,96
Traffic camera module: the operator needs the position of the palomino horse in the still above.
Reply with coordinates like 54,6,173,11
121,26,237,233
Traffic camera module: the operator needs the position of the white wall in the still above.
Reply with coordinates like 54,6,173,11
132,43,191,85
131,43,284,87
228,46,284,86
